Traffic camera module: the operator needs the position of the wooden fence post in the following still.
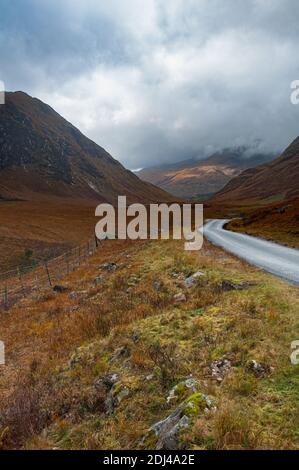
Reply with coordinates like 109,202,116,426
44,262,52,287
18,268,25,297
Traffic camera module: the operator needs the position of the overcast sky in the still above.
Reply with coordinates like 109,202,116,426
1,0,299,168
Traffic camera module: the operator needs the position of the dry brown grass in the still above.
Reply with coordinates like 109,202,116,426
0,235,298,450
0,199,97,270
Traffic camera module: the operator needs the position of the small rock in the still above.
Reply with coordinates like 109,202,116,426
146,374,154,381
100,262,117,272
210,358,232,383
246,360,271,378
153,281,162,291
184,271,204,288
95,373,120,391
139,392,212,450
173,293,186,303
105,382,129,415
220,280,256,291
53,285,70,293
167,377,200,404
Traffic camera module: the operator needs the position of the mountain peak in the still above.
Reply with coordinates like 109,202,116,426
0,92,172,203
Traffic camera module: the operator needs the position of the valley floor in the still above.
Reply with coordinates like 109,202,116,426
0,236,298,450
0,200,97,271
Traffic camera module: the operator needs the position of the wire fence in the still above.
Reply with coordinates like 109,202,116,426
0,235,100,310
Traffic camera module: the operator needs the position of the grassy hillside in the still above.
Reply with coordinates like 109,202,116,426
0,200,97,271
226,198,299,249
0,236,298,450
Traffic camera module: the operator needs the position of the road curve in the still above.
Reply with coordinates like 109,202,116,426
204,219,299,285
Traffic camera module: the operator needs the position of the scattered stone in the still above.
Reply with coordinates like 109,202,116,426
220,280,256,291
153,280,162,291
167,377,200,404
53,285,70,293
95,373,120,391
173,293,186,303
210,358,232,383
246,360,272,378
126,287,133,294
105,382,130,415
69,290,88,299
139,392,212,450
146,374,154,381
94,275,104,285
184,271,204,288
100,262,117,272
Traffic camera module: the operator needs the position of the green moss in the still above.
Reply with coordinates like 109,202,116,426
111,383,124,397
138,429,158,450
182,393,208,418
170,382,197,404
187,308,205,317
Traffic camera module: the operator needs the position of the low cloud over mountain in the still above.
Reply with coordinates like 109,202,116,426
1,1,299,168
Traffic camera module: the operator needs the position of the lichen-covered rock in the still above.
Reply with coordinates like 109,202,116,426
220,280,256,291
139,392,212,450
173,293,186,303
167,378,200,404
105,382,129,415
210,358,232,383
94,373,120,391
246,360,272,377
100,262,117,272
184,272,204,288
182,393,213,417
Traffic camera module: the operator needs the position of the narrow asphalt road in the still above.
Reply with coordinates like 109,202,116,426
204,219,299,285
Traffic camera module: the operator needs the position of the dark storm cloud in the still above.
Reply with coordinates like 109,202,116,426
1,0,299,168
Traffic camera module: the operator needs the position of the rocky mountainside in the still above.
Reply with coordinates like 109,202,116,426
211,137,299,205
0,92,172,203
137,149,275,200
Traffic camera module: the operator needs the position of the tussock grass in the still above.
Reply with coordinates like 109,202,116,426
0,237,298,449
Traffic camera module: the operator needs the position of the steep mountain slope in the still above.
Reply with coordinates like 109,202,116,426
212,137,299,205
0,92,172,203
137,149,275,200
